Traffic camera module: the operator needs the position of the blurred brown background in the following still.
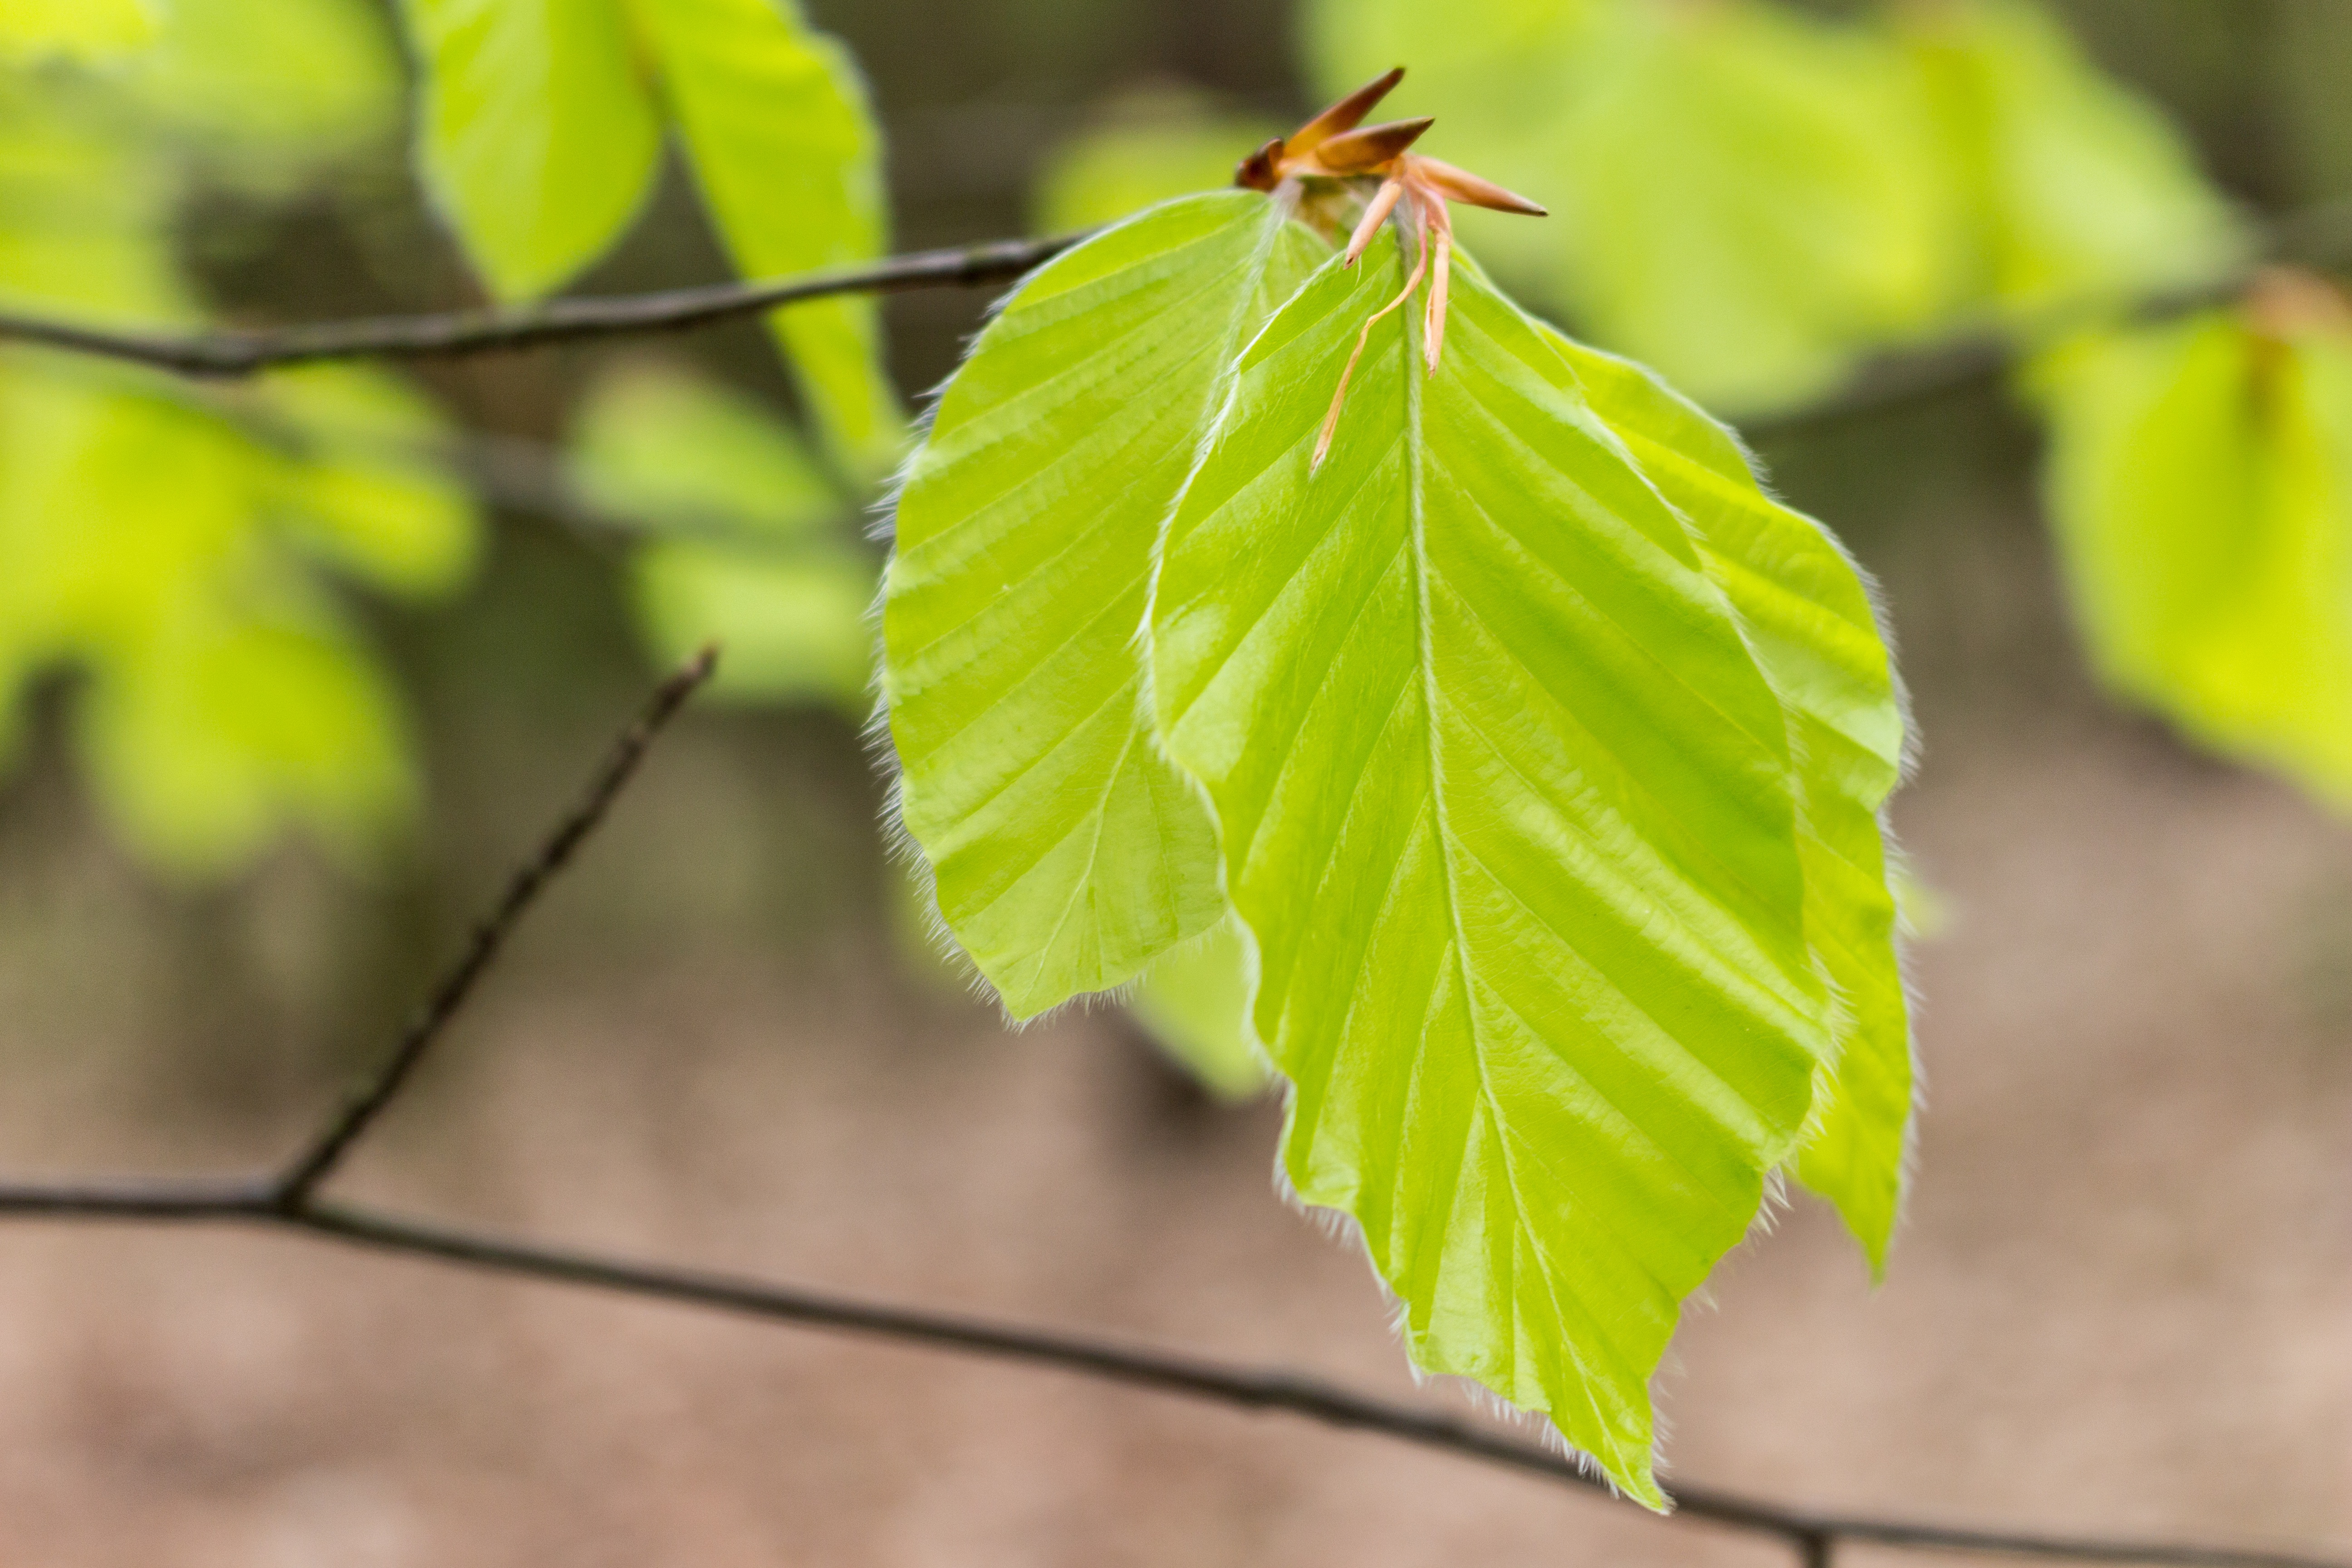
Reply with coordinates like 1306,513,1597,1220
0,0,2347,1562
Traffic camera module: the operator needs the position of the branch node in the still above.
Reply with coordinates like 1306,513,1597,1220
269,649,719,1206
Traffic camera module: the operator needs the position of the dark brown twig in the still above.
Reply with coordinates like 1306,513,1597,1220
0,235,1081,378
272,646,720,1205
0,630,2340,1568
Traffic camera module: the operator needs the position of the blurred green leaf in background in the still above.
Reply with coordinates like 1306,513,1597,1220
0,0,157,62
0,0,478,879
123,0,404,191
1901,0,2245,323
1298,0,2245,412
2034,274,2352,807
399,0,903,474
1126,917,1266,1102
567,363,876,715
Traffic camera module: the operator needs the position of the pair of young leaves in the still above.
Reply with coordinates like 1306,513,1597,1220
399,0,897,474
882,189,1910,1503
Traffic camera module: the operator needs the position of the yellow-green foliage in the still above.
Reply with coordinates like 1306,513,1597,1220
399,0,902,474
2035,297,2352,805
0,3,475,878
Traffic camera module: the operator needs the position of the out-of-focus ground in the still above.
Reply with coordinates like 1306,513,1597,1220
0,403,2345,1565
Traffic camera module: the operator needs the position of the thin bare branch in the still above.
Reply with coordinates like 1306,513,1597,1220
0,593,2341,1568
0,1176,2337,1568
1,198,2345,442
0,235,1081,378
271,646,720,1205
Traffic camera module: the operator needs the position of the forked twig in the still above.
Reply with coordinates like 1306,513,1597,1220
0,659,2338,1568
272,645,720,1206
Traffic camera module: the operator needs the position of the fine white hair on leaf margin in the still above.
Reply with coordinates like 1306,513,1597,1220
1262,1117,1660,1505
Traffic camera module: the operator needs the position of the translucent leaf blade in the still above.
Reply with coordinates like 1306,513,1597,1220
1151,244,1831,1502
882,192,1325,1019
1543,331,1913,1271
568,363,842,539
2034,311,2352,805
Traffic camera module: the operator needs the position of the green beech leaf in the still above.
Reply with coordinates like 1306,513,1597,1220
400,0,663,300
883,192,1327,1018
569,363,841,538
1901,0,2245,317
1127,916,1269,1102
2032,304,2352,805
623,0,901,475
398,0,898,471
1149,243,1832,1502
1542,331,1913,1270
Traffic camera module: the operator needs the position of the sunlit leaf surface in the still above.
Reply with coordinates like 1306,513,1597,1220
1544,332,1912,1270
1150,243,1833,1501
884,193,1326,1018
